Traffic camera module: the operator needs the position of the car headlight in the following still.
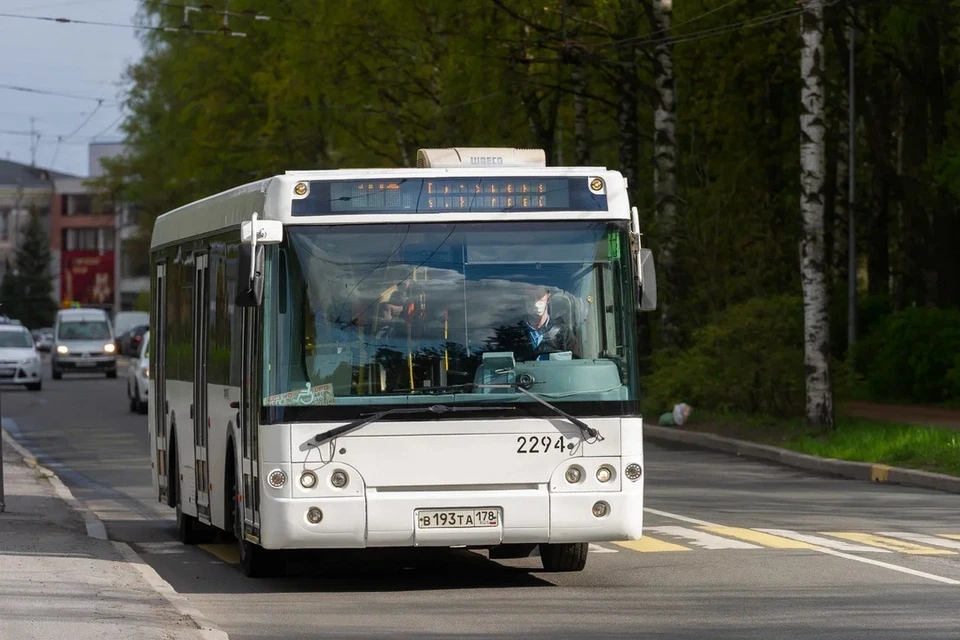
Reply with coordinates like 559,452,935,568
142,366,150,379
20,356,40,365
56,345,69,355
103,343,116,354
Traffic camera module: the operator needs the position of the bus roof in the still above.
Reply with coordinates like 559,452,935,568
150,150,630,251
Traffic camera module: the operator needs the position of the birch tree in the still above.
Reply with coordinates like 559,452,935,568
799,0,834,427
647,0,679,347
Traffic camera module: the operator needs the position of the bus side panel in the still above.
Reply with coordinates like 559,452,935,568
206,235,243,533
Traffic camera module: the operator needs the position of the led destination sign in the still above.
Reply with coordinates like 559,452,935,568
290,177,608,215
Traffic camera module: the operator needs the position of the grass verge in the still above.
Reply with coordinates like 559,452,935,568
672,412,960,478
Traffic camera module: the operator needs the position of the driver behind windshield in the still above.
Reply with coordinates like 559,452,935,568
515,287,580,361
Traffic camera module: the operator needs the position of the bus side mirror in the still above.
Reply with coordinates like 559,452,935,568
235,243,265,307
638,248,657,312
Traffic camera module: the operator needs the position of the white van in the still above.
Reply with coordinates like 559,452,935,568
51,308,118,379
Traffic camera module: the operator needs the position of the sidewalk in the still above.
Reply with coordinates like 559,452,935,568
0,429,227,640
842,400,960,430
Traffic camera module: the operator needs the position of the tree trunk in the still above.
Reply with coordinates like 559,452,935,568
799,1,834,428
572,48,590,166
649,0,680,348
833,67,849,285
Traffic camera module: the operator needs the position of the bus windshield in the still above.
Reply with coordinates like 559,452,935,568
263,221,638,419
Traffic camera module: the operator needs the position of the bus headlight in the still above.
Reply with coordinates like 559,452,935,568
330,469,349,488
596,465,614,483
306,507,323,524
592,501,610,518
299,470,318,489
624,463,642,481
564,466,583,484
267,469,287,488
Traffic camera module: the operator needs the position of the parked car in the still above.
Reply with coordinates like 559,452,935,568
51,307,118,379
127,330,149,414
118,323,149,357
113,311,149,342
0,323,43,391
32,328,54,352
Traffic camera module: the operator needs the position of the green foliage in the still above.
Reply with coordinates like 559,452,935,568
133,290,150,312
852,307,960,403
644,295,806,417
0,212,57,330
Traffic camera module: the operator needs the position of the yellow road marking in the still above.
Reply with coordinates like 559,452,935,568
822,532,957,555
699,526,817,549
941,534,960,541
871,464,892,482
614,536,691,552
199,543,240,564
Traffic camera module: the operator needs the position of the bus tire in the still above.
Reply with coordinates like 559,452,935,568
539,542,588,572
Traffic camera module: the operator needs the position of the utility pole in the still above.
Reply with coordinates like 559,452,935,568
847,10,857,353
29,117,37,167
113,198,122,317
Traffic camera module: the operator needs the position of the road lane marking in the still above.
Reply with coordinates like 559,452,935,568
647,525,760,549
941,534,960,541
199,543,240,564
812,548,960,585
588,543,619,554
700,526,817,549
644,507,716,527
614,537,691,553
646,507,960,584
756,529,891,553
877,532,960,551
821,532,957,555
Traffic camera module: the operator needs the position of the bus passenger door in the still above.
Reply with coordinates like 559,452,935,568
239,306,261,540
154,263,168,503
192,252,211,524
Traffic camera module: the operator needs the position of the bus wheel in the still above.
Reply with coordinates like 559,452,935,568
233,467,277,578
539,542,588,572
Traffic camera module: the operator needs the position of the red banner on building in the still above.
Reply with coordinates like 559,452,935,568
61,251,114,307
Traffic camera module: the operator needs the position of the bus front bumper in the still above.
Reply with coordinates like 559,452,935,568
257,485,643,550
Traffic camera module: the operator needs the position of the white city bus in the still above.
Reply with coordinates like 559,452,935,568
148,147,657,576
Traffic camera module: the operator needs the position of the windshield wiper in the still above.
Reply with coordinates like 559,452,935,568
313,403,514,445
405,383,602,441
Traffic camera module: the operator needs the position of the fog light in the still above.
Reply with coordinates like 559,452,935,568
564,466,583,484
330,469,349,488
300,470,318,489
306,507,323,524
596,466,614,483
592,501,609,518
624,463,642,481
267,469,286,488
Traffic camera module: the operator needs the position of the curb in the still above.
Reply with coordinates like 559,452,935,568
645,424,960,495
1,427,230,640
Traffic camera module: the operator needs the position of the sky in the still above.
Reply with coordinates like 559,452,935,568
0,0,144,177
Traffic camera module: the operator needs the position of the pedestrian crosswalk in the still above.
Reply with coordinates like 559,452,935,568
597,526,960,555
141,527,960,566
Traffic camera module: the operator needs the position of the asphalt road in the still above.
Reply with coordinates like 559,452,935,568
4,358,960,639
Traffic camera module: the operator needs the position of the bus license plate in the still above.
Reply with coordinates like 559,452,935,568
417,508,499,529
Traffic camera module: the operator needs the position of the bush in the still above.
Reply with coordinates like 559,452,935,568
852,307,960,403
644,295,807,417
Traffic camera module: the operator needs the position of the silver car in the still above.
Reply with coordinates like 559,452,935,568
0,324,43,391
127,330,149,414
51,308,118,379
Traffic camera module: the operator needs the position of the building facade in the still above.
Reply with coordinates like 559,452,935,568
0,159,73,284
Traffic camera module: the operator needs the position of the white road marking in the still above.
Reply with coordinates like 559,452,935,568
757,529,891,553
645,507,960,585
648,525,760,550
877,532,960,552
589,543,619,554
